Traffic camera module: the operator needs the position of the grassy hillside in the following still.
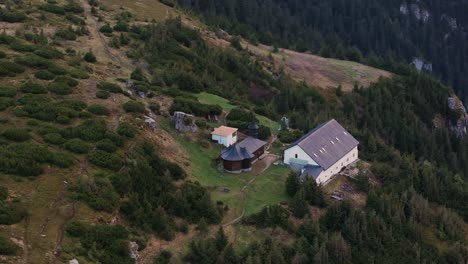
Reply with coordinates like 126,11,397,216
0,0,466,263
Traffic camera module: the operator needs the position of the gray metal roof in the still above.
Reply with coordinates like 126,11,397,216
221,145,254,161
286,119,359,170
237,137,266,154
220,137,265,161
301,165,323,180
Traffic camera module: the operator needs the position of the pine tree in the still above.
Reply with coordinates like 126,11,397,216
285,172,300,197
215,226,228,251
291,188,308,218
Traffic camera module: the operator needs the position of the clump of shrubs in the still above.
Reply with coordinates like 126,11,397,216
69,68,89,79
96,139,117,153
96,90,110,99
34,70,55,80
43,133,66,145
64,138,90,154
97,81,122,93
123,100,145,113
88,104,110,116
88,150,124,171
0,86,16,97
20,82,47,94
0,61,25,77
83,50,97,63
117,123,135,138
48,81,72,95
3,128,30,142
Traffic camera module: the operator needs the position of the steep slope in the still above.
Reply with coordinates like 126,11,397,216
0,0,466,263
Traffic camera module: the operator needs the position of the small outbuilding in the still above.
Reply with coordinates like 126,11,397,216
211,126,238,147
220,137,266,173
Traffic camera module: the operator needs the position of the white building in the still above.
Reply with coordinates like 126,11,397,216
211,126,238,147
283,119,359,185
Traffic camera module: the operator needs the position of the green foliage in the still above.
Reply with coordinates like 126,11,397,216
72,177,120,212
34,70,55,80
48,81,72,95
64,138,90,154
69,68,90,79
96,90,110,99
285,172,300,197
0,143,47,176
88,104,110,116
0,60,25,77
88,150,124,171
55,76,79,87
3,128,30,142
39,3,66,15
65,222,133,264
97,81,122,93
15,54,52,68
278,129,303,143
0,51,5,58
0,86,16,97
170,97,222,117
244,205,289,229
258,124,271,140
55,26,78,40
0,236,19,255
96,139,117,153
0,9,27,23
43,133,66,145
99,24,113,33
9,42,37,52
117,122,135,138
122,100,145,113
64,2,84,14
0,202,27,225
0,186,7,201
0,98,13,111
83,50,97,63
20,82,47,94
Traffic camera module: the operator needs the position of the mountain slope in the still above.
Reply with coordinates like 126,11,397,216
0,0,466,263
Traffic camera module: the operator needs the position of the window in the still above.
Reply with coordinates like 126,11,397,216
295,154,298,158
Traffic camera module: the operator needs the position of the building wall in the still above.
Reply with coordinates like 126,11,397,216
315,147,358,185
283,145,319,166
212,134,237,147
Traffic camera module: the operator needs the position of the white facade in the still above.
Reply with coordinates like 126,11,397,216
284,145,358,185
315,147,358,185
212,133,237,147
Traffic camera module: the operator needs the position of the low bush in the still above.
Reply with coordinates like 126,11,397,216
88,150,124,171
9,42,37,52
88,104,110,116
72,177,120,212
15,54,52,68
3,128,30,142
65,14,85,25
0,143,48,176
123,100,145,113
0,86,16,97
0,51,5,58
39,3,66,15
20,82,47,94
34,70,55,80
47,152,74,168
97,81,122,93
55,76,79,87
69,68,90,79
64,2,84,14
278,129,304,144
33,47,64,59
96,90,110,99
117,123,135,138
0,236,20,255
0,186,7,201
0,98,13,111
83,50,96,63
0,10,27,23
0,202,27,225
47,64,67,75
0,61,25,76
149,102,160,113
99,24,113,33
55,27,77,40
43,133,66,145
0,34,16,44
64,138,90,154
48,82,72,95
96,139,117,153
55,99,87,111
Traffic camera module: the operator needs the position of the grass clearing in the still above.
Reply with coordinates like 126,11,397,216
195,92,280,134
244,165,290,216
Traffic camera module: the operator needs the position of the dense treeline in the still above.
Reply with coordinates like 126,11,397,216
175,0,468,102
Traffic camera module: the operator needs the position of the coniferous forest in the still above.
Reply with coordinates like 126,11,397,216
175,0,468,102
